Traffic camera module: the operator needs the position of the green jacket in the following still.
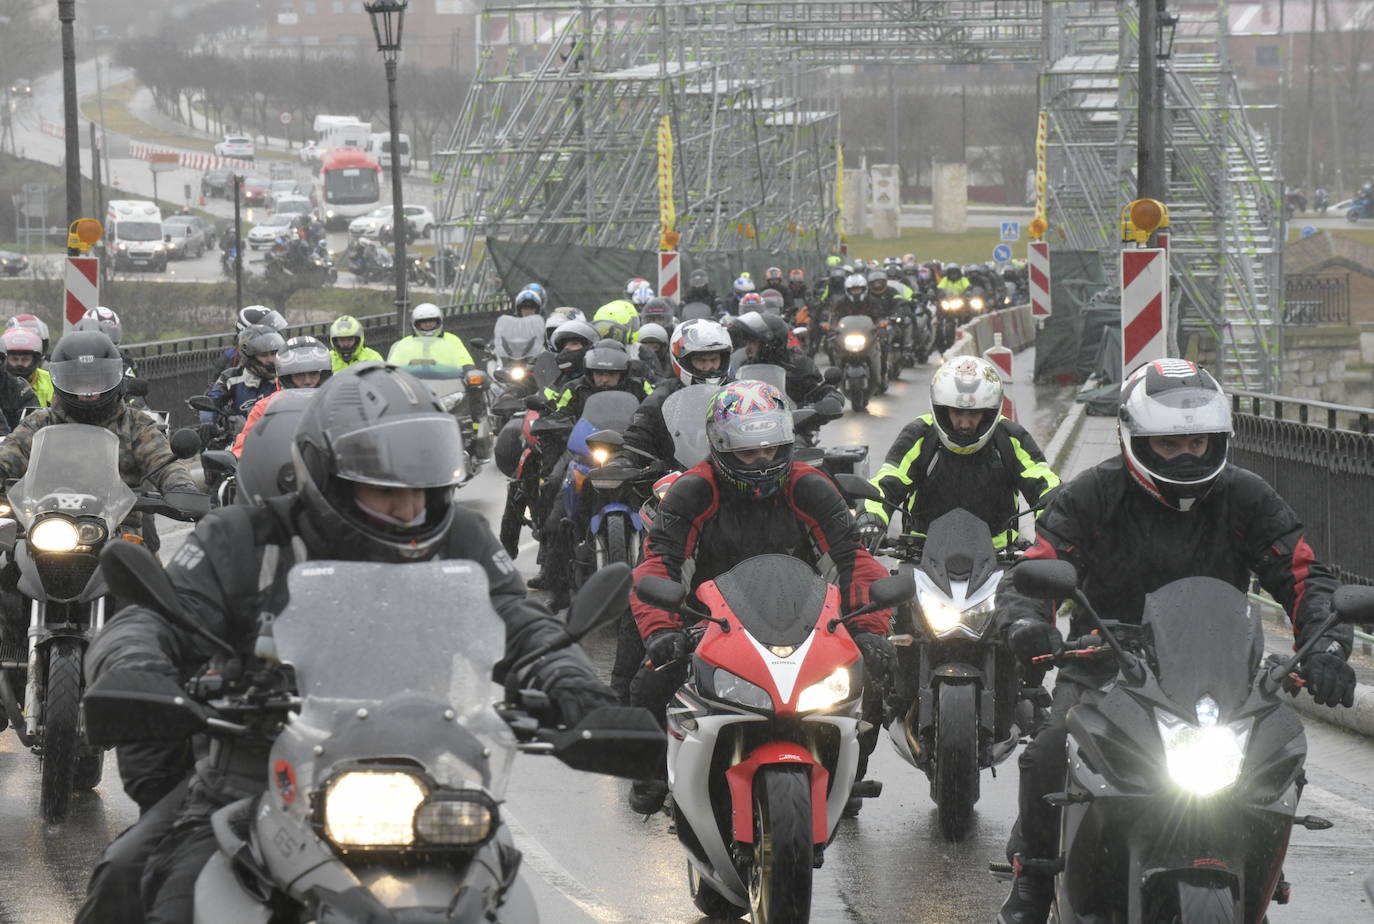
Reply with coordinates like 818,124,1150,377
28,368,53,407
330,346,383,372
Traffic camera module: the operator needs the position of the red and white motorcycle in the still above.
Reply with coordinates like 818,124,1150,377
636,557,912,923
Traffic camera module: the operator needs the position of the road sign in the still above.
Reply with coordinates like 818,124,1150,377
992,244,1012,262
984,333,1016,421
1301,225,1316,237
1121,247,1169,373
1028,241,1051,319
64,257,99,331
279,110,293,126
1000,221,1020,242
658,251,681,302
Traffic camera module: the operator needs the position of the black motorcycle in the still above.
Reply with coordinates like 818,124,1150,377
994,559,1373,923
349,240,394,283
834,314,878,413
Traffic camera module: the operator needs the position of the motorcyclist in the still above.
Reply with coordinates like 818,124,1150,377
941,262,969,297
785,268,810,319
682,268,716,307
214,306,288,380
539,319,599,402
3,326,52,408
626,379,897,815
75,362,616,924
387,303,476,371
326,314,383,371
0,333,37,430
838,272,886,390
856,356,1058,552
621,318,733,468
995,360,1353,924
201,325,282,440
732,310,842,415
639,295,676,339
548,340,653,419
230,336,331,456
514,284,545,317
636,322,672,383
543,306,587,351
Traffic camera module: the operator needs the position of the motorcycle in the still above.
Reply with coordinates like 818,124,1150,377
636,560,913,922
349,239,394,283
400,361,492,485
219,245,241,279
1346,193,1374,223
487,315,548,431
993,559,1374,923
406,254,436,288
429,247,460,289
934,290,972,353
0,424,205,822
493,355,564,558
910,300,934,365
263,241,336,288
83,553,665,922
835,314,878,413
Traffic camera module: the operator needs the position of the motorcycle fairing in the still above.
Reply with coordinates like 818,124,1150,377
589,504,642,536
919,508,999,598
723,741,829,844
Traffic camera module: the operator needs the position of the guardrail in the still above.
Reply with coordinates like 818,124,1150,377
945,304,1036,357
124,301,504,427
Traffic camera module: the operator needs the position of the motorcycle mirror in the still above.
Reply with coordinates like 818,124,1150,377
814,395,844,419
1012,560,1079,600
586,428,624,448
100,541,185,623
634,575,687,612
162,490,212,520
551,705,667,781
564,562,633,640
201,449,239,475
868,570,915,608
468,337,488,352
823,366,843,386
169,428,202,459
834,473,882,504
523,394,549,411
1332,585,1374,624
792,408,817,431
82,668,208,747
187,395,218,413
125,377,150,398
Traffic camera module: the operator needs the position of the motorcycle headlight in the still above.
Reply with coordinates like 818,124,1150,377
917,588,996,638
969,297,985,311
713,667,773,710
414,791,498,847
796,666,852,712
590,446,611,465
842,333,867,351
1156,697,1249,797
322,770,427,848
508,366,527,381
0,501,12,517
30,517,80,552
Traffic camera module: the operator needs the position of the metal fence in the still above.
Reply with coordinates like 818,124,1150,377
123,303,503,427
1230,390,1374,588
1281,274,1350,327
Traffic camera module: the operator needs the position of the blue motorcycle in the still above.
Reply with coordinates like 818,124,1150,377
1346,193,1374,223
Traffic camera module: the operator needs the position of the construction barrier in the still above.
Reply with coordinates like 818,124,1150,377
983,334,1016,421
1120,247,1168,373
1028,240,1051,320
64,257,99,331
127,142,254,173
658,251,680,302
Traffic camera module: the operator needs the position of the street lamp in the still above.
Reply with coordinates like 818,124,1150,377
364,0,410,339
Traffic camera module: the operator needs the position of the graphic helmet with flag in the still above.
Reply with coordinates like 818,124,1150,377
1118,358,1231,511
705,380,794,500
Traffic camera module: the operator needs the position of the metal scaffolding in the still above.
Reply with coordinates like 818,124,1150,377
436,1,840,303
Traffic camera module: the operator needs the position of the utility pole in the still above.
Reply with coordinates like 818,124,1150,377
1137,0,1168,202
233,175,244,311
1301,0,1319,193
58,0,82,256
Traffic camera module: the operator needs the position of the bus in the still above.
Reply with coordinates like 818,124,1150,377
312,147,383,230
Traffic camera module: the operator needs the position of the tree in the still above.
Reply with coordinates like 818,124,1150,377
0,0,56,89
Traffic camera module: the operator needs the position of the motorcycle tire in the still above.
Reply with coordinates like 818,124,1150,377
689,861,746,919
844,377,868,414
933,681,980,841
748,765,813,924
40,639,83,823
1348,209,1360,224
74,747,104,791
1146,871,1239,924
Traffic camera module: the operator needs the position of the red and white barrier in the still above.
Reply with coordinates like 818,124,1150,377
64,257,99,331
1028,240,1050,320
984,333,1016,422
658,251,680,303
127,142,253,173
1121,247,1169,374
40,118,65,139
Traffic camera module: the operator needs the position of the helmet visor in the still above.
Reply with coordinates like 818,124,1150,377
331,415,466,488
706,406,794,453
48,357,125,396
1122,385,1232,436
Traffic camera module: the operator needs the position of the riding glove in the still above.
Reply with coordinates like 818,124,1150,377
1006,618,1063,664
852,629,897,685
855,512,887,554
1303,650,1357,708
644,629,688,669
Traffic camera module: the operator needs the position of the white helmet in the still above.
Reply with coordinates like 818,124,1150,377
929,356,1004,453
669,318,732,387
1118,359,1231,511
844,273,868,301
411,302,443,337
638,322,669,345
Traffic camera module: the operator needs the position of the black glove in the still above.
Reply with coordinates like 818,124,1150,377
196,421,220,447
855,512,887,554
1006,618,1063,664
644,629,688,669
1303,650,1356,708
852,630,897,686
529,649,616,728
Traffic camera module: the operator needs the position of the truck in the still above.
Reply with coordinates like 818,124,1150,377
104,200,166,272
366,131,412,174
311,115,371,153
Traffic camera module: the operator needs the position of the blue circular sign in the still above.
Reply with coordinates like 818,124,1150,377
993,244,1013,262
1300,225,1316,238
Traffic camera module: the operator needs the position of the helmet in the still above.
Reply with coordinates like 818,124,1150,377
732,275,756,299
1118,359,1231,511
582,343,631,390
828,266,846,285
237,324,286,380
236,305,287,333
735,310,790,364
788,268,805,284
944,264,963,282
544,306,586,347
593,300,640,344
764,266,783,286
759,289,785,314
276,336,332,387
705,380,794,500
292,364,467,562
7,314,50,352
83,307,122,345
514,286,545,315
48,331,126,424
825,255,843,267
629,285,654,309
738,292,764,312
2,327,44,376
328,315,366,361
929,356,1004,453
901,253,917,267
550,319,598,353
237,389,315,503
886,265,903,280
845,273,868,300
625,277,650,298
411,302,444,337
867,269,887,287
641,296,676,329
687,268,711,292
638,322,669,346
525,282,547,302
669,318,732,387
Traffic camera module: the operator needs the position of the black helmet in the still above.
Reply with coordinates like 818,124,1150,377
237,390,315,504
582,343,630,391
48,330,126,424
238,324,285,380
494,417,524,479
641,295,677,329
276,336,332,388
292,364,467,562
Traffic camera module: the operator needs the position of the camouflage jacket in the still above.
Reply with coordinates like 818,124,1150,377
0,403,198,530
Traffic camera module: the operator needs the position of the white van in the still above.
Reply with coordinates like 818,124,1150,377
105,200,166,272
366,132,411,174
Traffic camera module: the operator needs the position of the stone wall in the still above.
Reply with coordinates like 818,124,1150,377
1277,324,1374,409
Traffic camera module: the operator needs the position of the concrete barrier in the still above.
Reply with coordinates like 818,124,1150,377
943,305,1035,358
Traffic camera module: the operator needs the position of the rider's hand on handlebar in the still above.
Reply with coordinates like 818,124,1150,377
855,512,887,554
1007,618,1063,664
1301,650,1356,708
644,629,688,669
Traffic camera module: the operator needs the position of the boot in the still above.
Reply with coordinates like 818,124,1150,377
997,869,1053,924
628,779,668,815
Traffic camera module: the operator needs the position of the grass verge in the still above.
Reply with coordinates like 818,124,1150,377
845,226,1007,265
80,81,291,161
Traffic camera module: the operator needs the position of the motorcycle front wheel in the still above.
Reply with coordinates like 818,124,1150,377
40,639,83,823
689,861,746,919
748,765,813,924
933,680,980,840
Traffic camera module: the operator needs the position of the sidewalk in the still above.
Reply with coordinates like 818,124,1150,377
1046,406,1374,737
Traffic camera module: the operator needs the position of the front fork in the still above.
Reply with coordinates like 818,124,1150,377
22,597,103,739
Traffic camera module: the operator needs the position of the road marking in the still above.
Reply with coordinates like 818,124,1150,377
503,809,628,923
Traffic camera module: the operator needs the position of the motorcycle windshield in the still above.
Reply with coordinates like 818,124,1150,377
9,425,136,533
660,383,718,468
568,391,641,459
274,559,517,794
837,315,875,335
387,338,468,401
736,363,789,403
493,315,545,362
1140,577,1265,715
920,509,998,597
532,352,562,390
710,555,829,647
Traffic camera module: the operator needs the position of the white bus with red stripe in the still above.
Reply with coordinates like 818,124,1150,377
311,148,383,230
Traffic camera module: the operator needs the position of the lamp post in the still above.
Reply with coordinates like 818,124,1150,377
58,0,82,256
364,0,410,339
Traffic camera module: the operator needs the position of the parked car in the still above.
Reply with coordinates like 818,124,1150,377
269,179,297,200
214,134,255,160
163,214,215,259
401,204,436,238
348,206,395,242
270,194,313,218
241,175,271,207
247,213,297,250
348,204,433,242
200,167,234,199
0,250,30,276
